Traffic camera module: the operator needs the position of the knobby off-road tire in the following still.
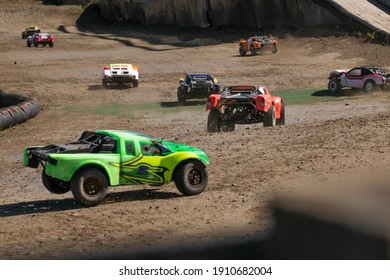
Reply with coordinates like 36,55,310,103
177,88,187,105
276,101,285,126
133,80,139,88
175,160,208,195
250,45,256,56
263,105,276,127
49,42,54,48
102,79,108,87
207,109,221,133
71,168,108,207
34,41,38,47
42,171,70,194
328,78,341,94
364,80,376,93
239,45,246,56
221,122,235,132
27,41,31,47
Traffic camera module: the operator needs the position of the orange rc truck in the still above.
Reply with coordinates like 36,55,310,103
206,86,285,132
239,36,279,56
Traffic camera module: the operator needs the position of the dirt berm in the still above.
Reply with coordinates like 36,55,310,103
91,0,390,37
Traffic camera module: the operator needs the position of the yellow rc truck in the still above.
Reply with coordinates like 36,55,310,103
22,26,41,39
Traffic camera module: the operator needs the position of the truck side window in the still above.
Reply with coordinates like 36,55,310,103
125,141,134,155
141,142,158,156
99,136,117,153
349,68,361,77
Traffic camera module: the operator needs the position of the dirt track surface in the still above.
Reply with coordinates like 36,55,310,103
1,1,390,259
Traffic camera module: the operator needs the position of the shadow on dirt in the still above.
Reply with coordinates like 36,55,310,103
0,189,179,217
73,4,237,46
160,100,206,107
57,25,185,52
105,189,180,204
87,84,133,91
0,198,81,217
232,52,277,58
311,89,368,97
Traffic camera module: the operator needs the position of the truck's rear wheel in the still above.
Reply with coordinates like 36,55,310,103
364,80,376,93
263,105,276,127
133,80,139,87
272,44,278,53
49,42,54,48
71,168,108,207
207,109,221,133
102,79,108,87
42,171,70,194
175,160,208,195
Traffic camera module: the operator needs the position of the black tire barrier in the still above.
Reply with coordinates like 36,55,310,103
0,90,41,131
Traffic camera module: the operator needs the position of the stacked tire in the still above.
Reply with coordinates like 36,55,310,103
0,90,41,130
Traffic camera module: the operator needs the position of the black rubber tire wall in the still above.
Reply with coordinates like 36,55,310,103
0,90,41,130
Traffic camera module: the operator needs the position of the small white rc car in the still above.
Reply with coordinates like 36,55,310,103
102,64,139,87
328,66,390,93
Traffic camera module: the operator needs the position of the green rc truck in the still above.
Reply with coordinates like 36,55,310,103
24,130,209,207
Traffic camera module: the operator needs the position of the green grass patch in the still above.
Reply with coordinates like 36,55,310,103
66,100,205,119
274,88,357,105
66,88,364,118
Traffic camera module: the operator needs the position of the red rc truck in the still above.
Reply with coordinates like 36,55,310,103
27,33,54,48
239,36,279,56
206,86,285,132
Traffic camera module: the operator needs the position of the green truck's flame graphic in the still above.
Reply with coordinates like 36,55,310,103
111,155,168,185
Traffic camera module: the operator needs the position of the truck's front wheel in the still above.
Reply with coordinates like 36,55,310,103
328,79,341,94
239,45,247,56
250,45,256,55
175,160,208,195
177,88,187,105
276,101,285,126
71,168,108,207
42,171,70,194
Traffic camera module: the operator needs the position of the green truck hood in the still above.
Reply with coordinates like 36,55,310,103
160,140,209,164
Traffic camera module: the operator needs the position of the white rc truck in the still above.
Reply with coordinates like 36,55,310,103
102,64,139,88
328,66,390,94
